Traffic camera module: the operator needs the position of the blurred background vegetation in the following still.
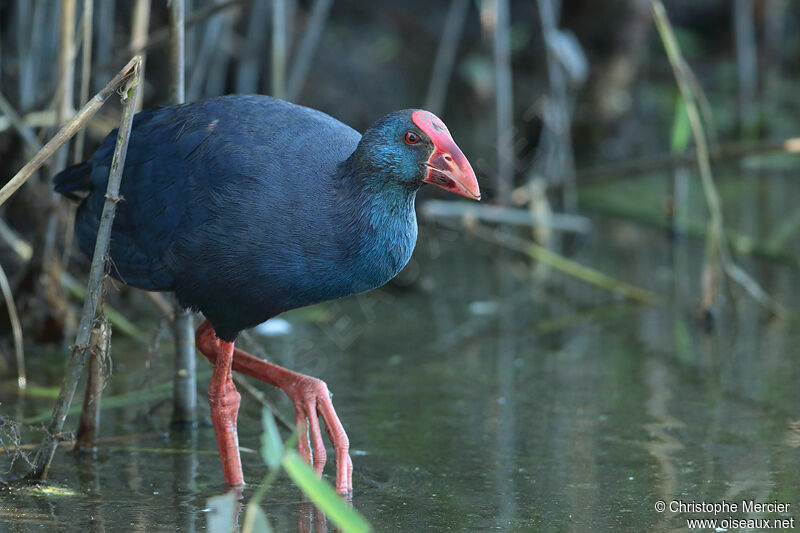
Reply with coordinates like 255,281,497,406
1,1,800,530
1,0,799,342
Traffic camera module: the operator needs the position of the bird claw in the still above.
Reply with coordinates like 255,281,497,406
195,321,353,493
287,375,352,494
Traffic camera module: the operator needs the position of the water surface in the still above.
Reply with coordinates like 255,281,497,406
2,168,800,531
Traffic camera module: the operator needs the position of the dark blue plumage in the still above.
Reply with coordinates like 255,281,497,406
55,94,480,491
55,95,444,340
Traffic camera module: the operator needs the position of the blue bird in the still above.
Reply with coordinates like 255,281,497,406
55,95,480,493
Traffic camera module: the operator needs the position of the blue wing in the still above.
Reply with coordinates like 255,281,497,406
59,95,362,312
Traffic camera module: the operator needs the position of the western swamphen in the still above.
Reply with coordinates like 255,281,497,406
54,95,479,493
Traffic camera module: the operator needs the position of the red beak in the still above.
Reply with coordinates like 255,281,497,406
411,110,481,200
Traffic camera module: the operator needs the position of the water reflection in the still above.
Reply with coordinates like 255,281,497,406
74,449,106,533
297,500,328,533
205,489,336,532
2,210,800,530
170,430,200,533
494,252,518,530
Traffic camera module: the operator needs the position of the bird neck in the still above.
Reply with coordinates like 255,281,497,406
336,152,419,290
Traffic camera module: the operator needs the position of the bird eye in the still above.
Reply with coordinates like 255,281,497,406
405,131,419,145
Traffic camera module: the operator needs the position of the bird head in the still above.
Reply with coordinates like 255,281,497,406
359,110,480,200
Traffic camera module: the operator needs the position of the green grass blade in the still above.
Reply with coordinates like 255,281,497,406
23,370,213,424
206,490,238,533
242,502,273,533
670,95,690,154
282,451,371,533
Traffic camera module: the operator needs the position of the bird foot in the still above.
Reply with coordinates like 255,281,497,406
195,320,352,493
283,374,353,495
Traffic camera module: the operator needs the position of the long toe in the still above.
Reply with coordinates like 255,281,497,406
198,328,355,494
288,375,352,494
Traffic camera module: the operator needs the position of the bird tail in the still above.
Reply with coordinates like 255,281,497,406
53,162,92,201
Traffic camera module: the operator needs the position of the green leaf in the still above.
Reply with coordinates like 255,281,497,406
242,502,273,533
260,408,283,470
206,490,238,533
670,95,691,154
282,452,371,533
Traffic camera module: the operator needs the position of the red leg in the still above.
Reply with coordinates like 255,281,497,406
204,334,244,486
196,320,352,494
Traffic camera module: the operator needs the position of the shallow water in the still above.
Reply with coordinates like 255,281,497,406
2,169,800,531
